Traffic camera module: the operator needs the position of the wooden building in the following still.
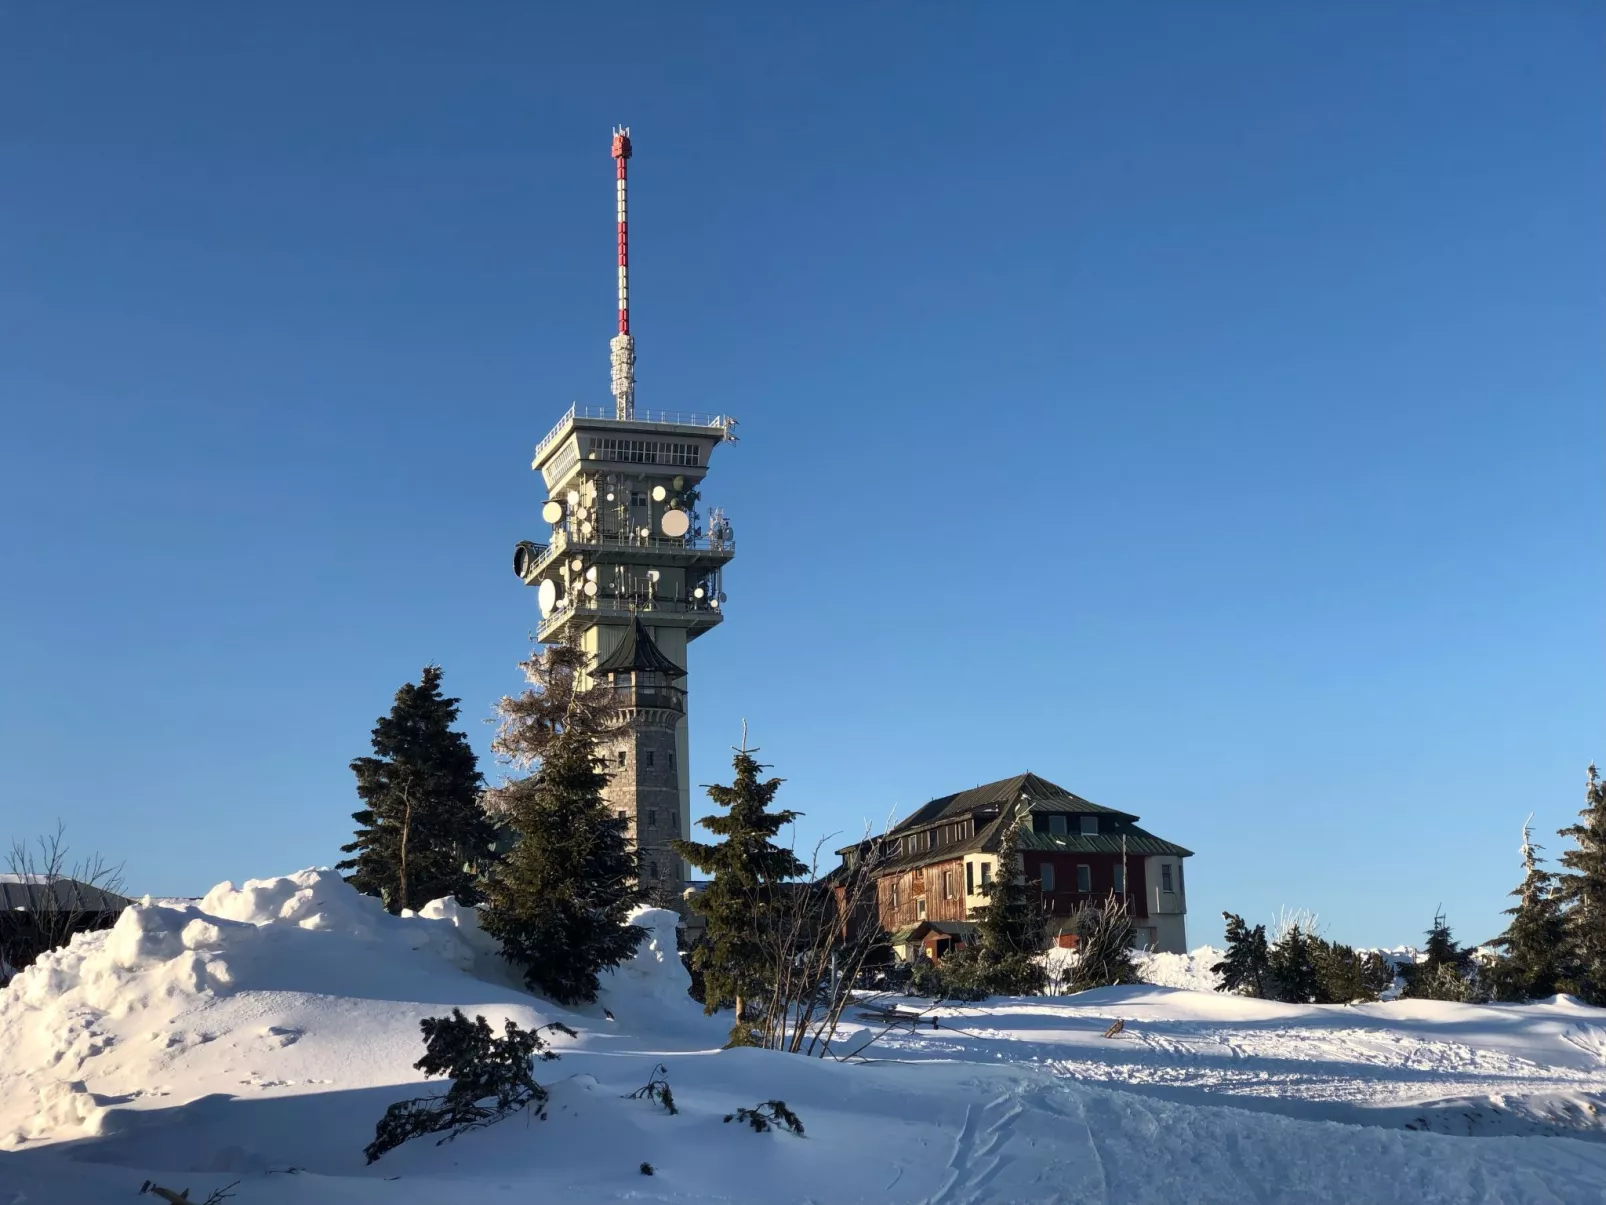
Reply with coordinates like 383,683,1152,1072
838,772,1194,957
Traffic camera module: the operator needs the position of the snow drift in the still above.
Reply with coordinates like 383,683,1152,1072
4,869,1606,1204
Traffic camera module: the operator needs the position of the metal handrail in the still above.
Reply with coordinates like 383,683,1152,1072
526,529,735,582
530,404,737,467
536,594,726,637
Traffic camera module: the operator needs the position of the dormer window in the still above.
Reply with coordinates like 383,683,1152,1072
1048,814,1067,836
1080,816,1098,837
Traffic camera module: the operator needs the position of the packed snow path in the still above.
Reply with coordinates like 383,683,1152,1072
3,870,1605,1203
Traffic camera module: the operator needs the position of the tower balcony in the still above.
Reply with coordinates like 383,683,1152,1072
536,594,726,643
520,527,735,586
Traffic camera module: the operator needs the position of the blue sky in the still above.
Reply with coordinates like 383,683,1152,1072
2,4,1600,947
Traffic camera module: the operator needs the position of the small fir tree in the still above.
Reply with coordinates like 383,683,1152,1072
1212,912,1271,998
1268,923,1320,1004
479,642,645,1005
1556,765,1606,1005
672,743,807,1045
1399,911,1479,1001
1489,820,1572,1001
961,822,1047,995
338,666,494,914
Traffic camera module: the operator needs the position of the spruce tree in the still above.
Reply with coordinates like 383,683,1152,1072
478,642,644,1005
1212,912,1271,997
1310,937,1375,1004
1490,821,1571,1001
1268,923,1320,1003
672,744,807,1045
338,665,493,914
1399,911,1479,1001
962,822,1047,995
1556,765,1606,1005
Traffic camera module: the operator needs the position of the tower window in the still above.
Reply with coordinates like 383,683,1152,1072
1162,864,1174,893
966,863,974,895
668,751,676,770
645,751,655,767
616,810,627,823
981,862,992,887
617,751,627,767
671,812,679,832
647,809,657,828
648,860,658,879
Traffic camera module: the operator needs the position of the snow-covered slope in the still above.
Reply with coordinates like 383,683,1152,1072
4,870,1606,1204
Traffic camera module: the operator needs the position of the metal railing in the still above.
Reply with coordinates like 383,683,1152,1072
525,529,735,582
536,594,727,638
531,403,737,467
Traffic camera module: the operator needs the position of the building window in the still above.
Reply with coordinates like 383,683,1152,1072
1049,814,1067,836
891,882,899,909
630,490,647,506
648,860,658,879
668,751,676,770
1113,865,1125,895
617,751,627,767
1080,815,1098,837
966,863,975,895
647,809,657,828
981,862,992,888
1040,863,1055,892
1077,864,1092,893
942,870,953,900
917,897,926,918
645,751,655,767
1177,862,1184,892
1161,864,1174,893
671,812,679,832
617,810,627,823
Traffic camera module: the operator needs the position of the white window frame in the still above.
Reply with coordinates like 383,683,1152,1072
1076,864,1092,893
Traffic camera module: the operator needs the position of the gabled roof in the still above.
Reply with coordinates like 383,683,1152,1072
890,772,1135,834
594,618,685,679
1017,828,1193,858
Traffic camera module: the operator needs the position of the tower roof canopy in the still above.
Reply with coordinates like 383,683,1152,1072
594,617,685,679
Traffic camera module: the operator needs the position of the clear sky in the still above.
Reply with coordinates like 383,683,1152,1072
2,4,1601,948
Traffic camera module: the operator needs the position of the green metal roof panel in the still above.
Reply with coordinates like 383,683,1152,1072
1016,827,1193,858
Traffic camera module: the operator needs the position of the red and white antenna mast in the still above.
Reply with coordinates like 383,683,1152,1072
610,126,635,420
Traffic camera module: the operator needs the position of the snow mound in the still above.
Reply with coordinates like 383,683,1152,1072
1137,945,1225,992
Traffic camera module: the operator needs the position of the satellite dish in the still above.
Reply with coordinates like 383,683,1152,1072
570,557,584,572
585,566,598,582
660,509,691,538
651,484,668,502
583,580,599,598
576,506,588,520
513,541,542,579
566,489,580,506
606,473,618,484
693,586,705,600
541,500,564,524
672,475,685,490
537,579,556,617
647,569,661,583
718,591,727,603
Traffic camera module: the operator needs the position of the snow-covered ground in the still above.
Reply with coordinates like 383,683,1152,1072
4,870,1606,1204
